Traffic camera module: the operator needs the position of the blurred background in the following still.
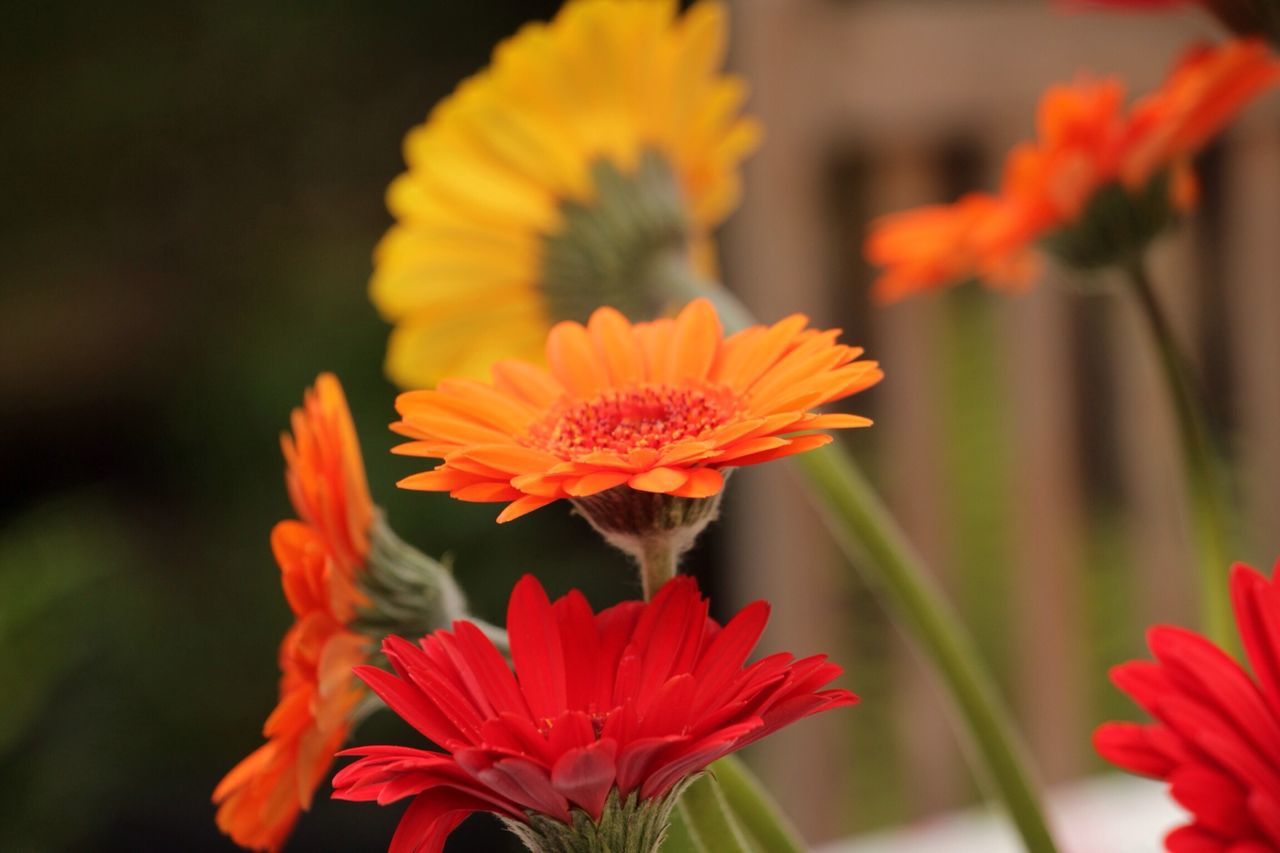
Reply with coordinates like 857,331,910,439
4,1,1279,850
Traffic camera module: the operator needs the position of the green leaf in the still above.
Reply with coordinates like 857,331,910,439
710,757,806,853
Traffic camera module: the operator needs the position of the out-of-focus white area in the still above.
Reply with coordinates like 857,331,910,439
819,775,1182,853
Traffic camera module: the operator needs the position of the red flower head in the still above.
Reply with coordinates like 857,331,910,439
1095,561,1280,851
333,574,857,852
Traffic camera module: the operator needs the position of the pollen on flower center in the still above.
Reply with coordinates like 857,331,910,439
525,383,742,459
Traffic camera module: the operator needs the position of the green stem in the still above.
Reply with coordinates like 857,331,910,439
638,535,678,601
793,447,1056,852
652,259,1058,852
1123,256,1234,648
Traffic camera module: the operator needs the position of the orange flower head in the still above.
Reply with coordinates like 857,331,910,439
865,39,1280,301
1122,38,1280,191
1001,78,1129,227
393,298,882,523
214,374,375,852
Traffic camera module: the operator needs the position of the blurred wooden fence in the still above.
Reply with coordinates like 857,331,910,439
721,0,1280,842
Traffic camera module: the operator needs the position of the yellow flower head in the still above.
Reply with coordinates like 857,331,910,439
372,0,761,388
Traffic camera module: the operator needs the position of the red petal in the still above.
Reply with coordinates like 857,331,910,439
1093,722,1176,778
447,621,529,719
554,590,601,711
508,575,568,720
1149,625,1280,763
1232,563,1280,712
477,757,570,822
1164,824,1227,853
551,739,619,821
1168,765,1251,838
690,601,770,715
352,664,466,749
387,791,485,853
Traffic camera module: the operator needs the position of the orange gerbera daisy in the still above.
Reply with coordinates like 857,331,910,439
392,298,882,524
865,39,1280,302
214,374,375,852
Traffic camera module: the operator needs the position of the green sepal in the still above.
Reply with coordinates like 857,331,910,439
501,782,696,853
540,151,694,325
1039,172,1178,272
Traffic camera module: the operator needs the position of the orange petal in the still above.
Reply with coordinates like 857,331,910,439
397,469,481,491
628,467,690,493
453,482,524,502
727,433,833,467
497,495,556,523
635,318,676,381
492,359,565,408
666,298,722,381
547,320,609,395
588,306,644,385
564,471,632,497
510,473,565,497
708,436,789,464
716,312,808,390
800,413,874,430
670,467,724,498
456,444,560,474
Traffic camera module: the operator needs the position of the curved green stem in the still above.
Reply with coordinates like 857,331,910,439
793,447,1056,852
652,257,1058,852
1123,256,1235,648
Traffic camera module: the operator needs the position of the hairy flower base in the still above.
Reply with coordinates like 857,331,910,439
572,487,725,596
1039,173,1180,270
501,784,694,853
353,515,471,641
571,486,723,555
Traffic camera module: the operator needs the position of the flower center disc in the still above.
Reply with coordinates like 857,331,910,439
527,383,740,459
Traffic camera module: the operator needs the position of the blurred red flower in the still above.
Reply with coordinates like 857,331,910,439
1096,561,1280,851
333,574,857,852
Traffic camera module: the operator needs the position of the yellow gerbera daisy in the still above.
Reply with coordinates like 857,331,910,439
372,0,761,388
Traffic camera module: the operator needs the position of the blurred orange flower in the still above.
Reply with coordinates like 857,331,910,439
392,298,882,522
866,39,1280,302
213,374,374,851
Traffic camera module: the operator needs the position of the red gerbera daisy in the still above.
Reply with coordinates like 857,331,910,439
1095,561,1280,851
332,574,857,852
